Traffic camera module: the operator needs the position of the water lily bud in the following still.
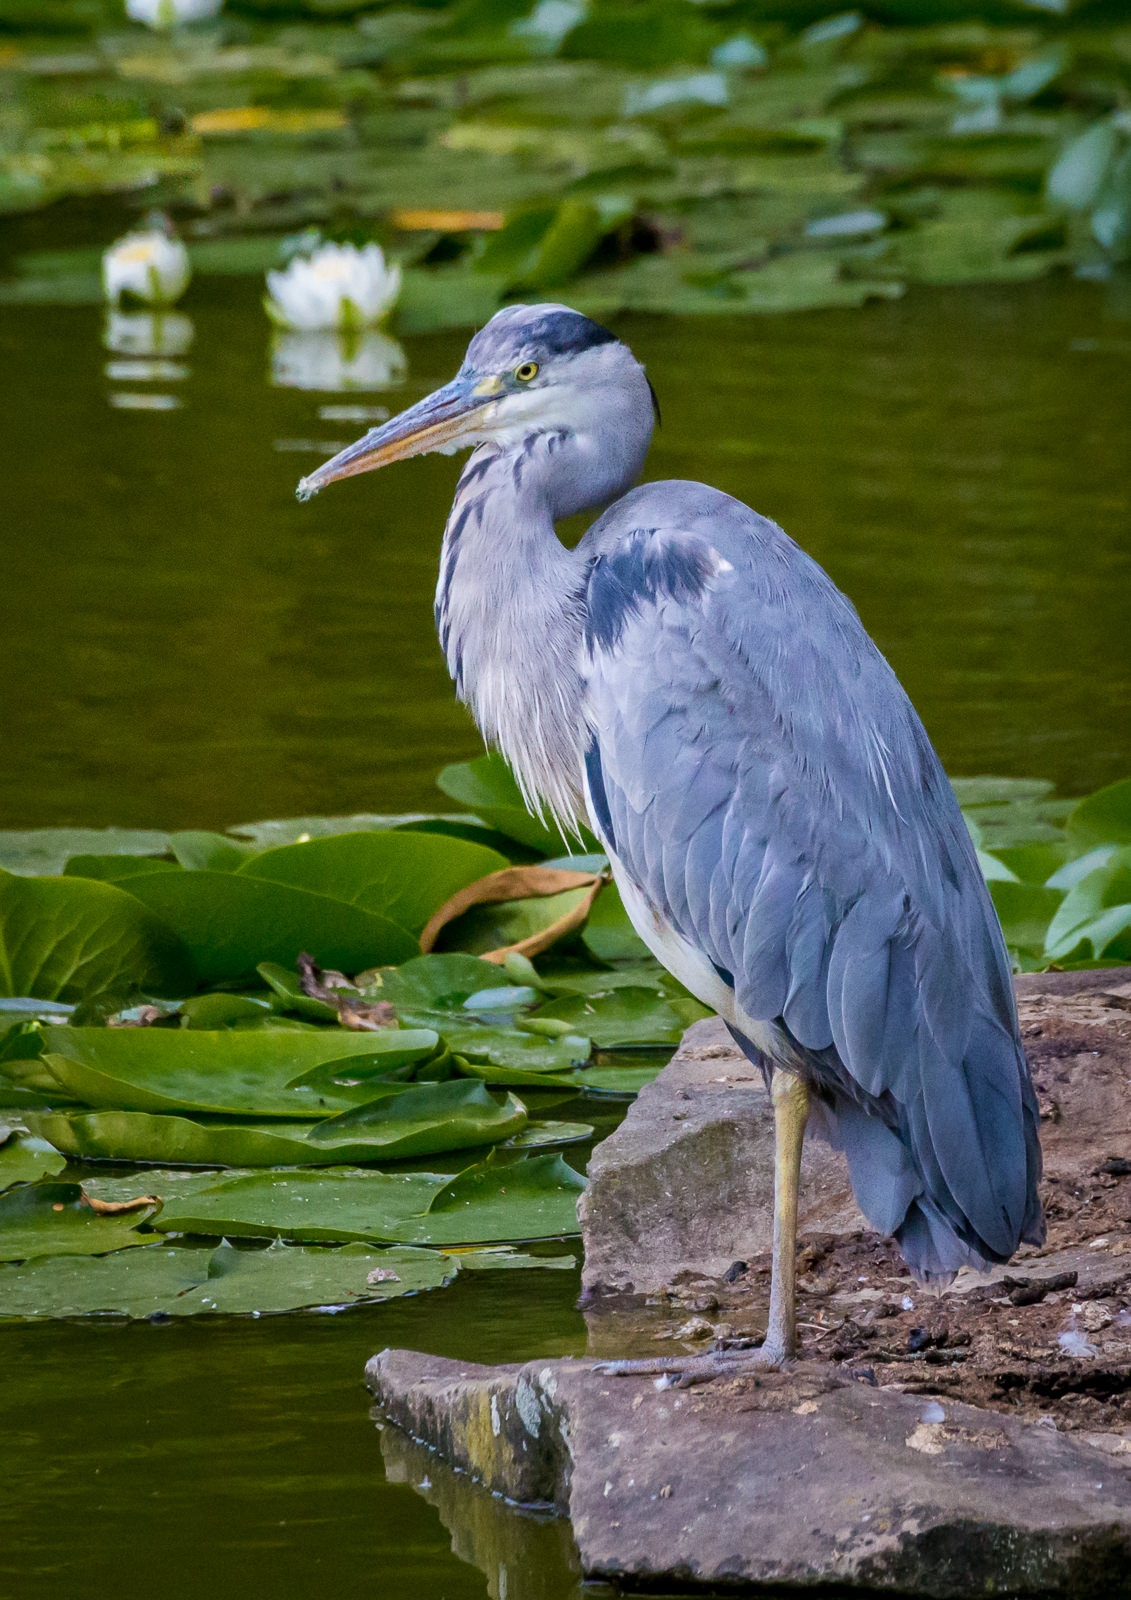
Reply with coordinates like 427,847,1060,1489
102,228,191,308
125,0,223,26
265,240,402,332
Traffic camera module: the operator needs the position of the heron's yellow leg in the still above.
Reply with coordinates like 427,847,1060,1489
763,1068,810,1363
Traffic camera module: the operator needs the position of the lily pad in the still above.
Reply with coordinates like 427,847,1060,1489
239,830,508,937
119,870,419,986
152,1149,584,1246
1068,780,1131,850
0,1180,157,1263
394,1150,585,1246
988,881,1065,956
0,1239,455,1320
38,1024,440,1119
305,1079,528,1155
152,1168,449,1243
362,956,592,1074
528,985,692,1048
0,870,194,1002
1044,847,1131,962
0,828,170,877
436,752,597,854
0,1131,66,1190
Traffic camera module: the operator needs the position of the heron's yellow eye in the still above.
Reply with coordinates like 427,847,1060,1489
514,361,539,382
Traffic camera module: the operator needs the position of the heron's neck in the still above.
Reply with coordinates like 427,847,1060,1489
435,439,590,833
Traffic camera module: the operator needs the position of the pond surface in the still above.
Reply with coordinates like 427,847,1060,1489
2,272,1129,834
3,270,1130,1599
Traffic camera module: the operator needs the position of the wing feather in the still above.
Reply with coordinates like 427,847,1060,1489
581,484,1043,1277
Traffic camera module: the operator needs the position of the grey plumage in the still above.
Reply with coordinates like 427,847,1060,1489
300,302,1044,1292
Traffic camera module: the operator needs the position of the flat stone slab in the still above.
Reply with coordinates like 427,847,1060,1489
367,1348,1131,1596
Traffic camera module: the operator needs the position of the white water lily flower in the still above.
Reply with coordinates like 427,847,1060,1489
270,330,407,393
125,0,223,26
104,310,195,357
102,228,191,307
265,242,402,332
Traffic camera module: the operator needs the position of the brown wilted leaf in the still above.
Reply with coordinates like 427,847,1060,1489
82,1194,159,1215
419,866,607,964
298,951,397,1029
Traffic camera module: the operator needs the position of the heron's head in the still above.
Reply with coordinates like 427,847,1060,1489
297,303,656,513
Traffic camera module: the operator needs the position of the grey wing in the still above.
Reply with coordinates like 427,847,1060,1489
580,481,1043,1278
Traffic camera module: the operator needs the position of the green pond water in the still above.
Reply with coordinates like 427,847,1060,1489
3,270,1130,1598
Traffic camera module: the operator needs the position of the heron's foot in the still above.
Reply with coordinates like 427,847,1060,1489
593,1340,790,1388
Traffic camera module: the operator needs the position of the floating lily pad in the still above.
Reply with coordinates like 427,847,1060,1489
0,1131,66,1191
1068,780,1131,850
119,870,419,986
395,1151,585,1246
0,828,170,878
0,1239,455,1321
239,830,508,938
437,753,596,854
37,1024,440,1119
0,871,194,1003
152,1149,583,1245
0,1180,157,1263
152,1168,448,1243
362,955,592,1074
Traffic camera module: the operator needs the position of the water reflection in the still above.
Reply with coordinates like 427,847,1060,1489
104,311,195,358
269,328,407,392
379,1425,584,1600
103,311,194,411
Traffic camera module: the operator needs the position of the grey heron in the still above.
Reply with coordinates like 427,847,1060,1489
298,303,1044,1368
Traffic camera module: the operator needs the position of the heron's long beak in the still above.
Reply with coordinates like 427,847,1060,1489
296,376,495,500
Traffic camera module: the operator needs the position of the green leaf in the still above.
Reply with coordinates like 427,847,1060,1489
581,882,650,961
0,1131,66,1190
1068,779,1131,849
1044,846,1131,961
504,1119,592,1148
0,1180,157,1263
1047,120,1120,211
0,871,194,1003
38,1024,440,1119
363,956,592,1074
436,752,597,853
0,1239,455,1321
0,828,170,877
27,1104,508,1169
239,830,508,938
153,1150,585,1246
63,856,183,883
951,779,1055,806
178,992,275,1029
529,985,691,1047
170,832,257,872
406,1150,585,1245
988,880,1065,954
257,962,340,1021
118,870,419,986
152,1169,448,1244
305,1079,528,1157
